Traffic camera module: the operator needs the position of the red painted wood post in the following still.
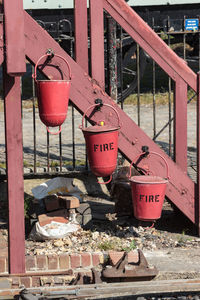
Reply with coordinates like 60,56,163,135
4,70,25,274
90,0,105,90
196,72,200,236
4,0,26,75
74,0,88,73
4,0,26,273
174,77,188,173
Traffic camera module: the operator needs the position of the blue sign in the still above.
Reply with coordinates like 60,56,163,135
185,19,199,31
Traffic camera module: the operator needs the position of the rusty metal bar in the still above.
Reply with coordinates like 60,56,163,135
10,279,200,299
4,0,26,75
174,77,188,172
59,132,62,172
90,0,105,89
47,131,50,172
118,25,124,109
31,65,37,173
107,15,117,100
137,44,140,127
3,69,25,274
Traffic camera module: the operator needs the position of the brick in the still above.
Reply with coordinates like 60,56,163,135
11,277,20,288
32,276,41,287
128,250,139,263
59,196,80,209
59,254,70,270
38,209,69,227
48,255,58,270
70,254,81,269
20,277,31,288
108,250,139,266
37,255,47,270
81,253,91,268
0,257,6,273
26,256,36,271
44,195,60,212
92,253,100,267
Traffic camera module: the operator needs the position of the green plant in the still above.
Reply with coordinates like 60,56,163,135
50,160,59,167
24,194,33,218
122,240,136,252
23,160,31,168
0,161,6,169
98,241,116,251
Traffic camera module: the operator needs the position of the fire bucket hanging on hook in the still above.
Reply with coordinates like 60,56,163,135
79,101,121,184
33,52,71,135
129,150,169,221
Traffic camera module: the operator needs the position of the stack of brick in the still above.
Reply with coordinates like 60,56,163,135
35,195,92,229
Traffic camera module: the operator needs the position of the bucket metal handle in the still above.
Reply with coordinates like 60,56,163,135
33,53,72,81
46,125,62,135
97,174,112,185
129,151,170,180
79,103,121,130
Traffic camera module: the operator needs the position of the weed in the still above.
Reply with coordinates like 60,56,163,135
50,160,59,167
98,240,117,251
24,194,33,218
122,240,136,252
23,160,31,168
0,161,6,169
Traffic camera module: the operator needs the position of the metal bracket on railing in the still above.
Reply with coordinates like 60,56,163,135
46,48,55,57
95,98,103,111
141,145,149,157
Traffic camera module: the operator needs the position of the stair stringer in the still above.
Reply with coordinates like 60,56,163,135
24,11,195,224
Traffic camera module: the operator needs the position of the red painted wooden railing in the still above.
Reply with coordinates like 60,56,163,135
1,0,200,273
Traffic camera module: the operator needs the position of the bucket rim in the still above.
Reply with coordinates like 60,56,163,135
129,175,168,184
81,125,120,133
37,79,71,82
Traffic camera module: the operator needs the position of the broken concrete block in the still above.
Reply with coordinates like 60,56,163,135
38,209,69,227
43,195,60,212
59,196,80,209
76,202,91,215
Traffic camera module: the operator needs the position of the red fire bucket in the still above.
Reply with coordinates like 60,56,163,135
129,151,169,221
80,103,121,184
34,53,71,135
